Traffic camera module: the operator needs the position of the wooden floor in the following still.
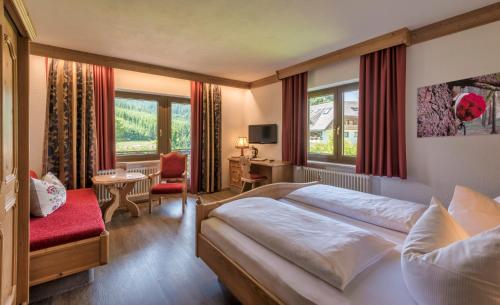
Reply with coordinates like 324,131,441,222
32,191,241,305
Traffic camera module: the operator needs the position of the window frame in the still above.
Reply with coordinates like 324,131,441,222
307,82,359,165
114,91,190,162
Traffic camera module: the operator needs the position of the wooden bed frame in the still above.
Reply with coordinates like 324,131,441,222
29,231,109,286
196,182,317,305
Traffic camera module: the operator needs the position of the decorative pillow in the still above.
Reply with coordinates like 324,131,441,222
30,173,67,217
43,171,65,187
495,196,500,203
448,185,500,236
402,197,500,305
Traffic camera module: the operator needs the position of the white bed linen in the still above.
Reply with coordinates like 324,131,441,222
210,197,395,290
285,184,427,233
202,208,416,305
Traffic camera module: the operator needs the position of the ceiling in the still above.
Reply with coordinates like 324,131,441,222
25,0,497,82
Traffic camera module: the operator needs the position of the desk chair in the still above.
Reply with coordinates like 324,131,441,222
239,156,267,193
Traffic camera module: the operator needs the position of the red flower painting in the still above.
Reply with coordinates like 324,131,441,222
454,92,486,122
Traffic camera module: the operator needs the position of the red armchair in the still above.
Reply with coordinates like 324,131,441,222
148,152,187,214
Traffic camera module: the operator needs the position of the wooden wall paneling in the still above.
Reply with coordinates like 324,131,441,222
0,9,20,305
30,43,251,89
15,35,29,305
4,0,35,40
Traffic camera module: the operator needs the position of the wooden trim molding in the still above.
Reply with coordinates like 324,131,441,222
5,0,36,40
250,2,500,87
30,43,251,89
249,74,279,89
276,28,411,80
411,2,500,44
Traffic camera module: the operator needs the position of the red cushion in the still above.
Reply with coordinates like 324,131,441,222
161,152,186,179
29,188,105,251
250,173,267,180
29,170,38,179
151,182,184,194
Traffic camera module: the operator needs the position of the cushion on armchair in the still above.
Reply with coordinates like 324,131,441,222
151,182,184,194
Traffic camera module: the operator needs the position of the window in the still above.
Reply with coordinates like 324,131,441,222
307,83,359,164
115,91,190,161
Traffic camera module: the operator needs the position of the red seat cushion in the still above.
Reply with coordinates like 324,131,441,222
151,182,184,194
29,188,105,251
250,173,267,180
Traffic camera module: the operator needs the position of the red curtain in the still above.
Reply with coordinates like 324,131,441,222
93,66,116,170
356,45,407,179
190,81,203,193
282,72,308,166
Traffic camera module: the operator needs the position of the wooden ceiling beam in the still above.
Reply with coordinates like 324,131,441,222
30,43,251,89
276,28,411,81
411,2,500,44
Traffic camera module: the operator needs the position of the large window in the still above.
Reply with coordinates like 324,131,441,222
308,83,359,164
115,91,190,161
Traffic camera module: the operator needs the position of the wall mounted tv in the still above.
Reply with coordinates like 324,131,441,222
248,124,277,144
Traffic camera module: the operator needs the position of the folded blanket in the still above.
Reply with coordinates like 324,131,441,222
286,184,427,233
210,197,394,290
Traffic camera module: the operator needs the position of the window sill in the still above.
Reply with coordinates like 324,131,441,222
306,160,356,172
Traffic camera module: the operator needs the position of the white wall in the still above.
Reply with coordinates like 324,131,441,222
299,21,500,204
245,82,282,160
29,55,48,176
401,21,500,204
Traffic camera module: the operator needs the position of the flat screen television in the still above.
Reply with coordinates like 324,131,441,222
248,124,277,144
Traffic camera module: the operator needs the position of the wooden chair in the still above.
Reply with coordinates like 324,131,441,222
148,152,187,214
239,156,267,193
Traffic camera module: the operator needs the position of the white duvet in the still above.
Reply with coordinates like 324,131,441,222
210,197,395,290
286,184,427,233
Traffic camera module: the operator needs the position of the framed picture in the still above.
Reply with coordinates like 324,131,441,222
417,72,500,138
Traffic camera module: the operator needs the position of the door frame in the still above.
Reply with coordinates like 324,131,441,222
3,1,35,304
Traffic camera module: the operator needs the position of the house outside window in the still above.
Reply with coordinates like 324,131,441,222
307,83,359,164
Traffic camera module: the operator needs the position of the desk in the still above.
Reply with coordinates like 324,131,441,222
92,172,147,223
228,158,293,192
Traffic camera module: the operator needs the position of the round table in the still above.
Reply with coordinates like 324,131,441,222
92,172,147,223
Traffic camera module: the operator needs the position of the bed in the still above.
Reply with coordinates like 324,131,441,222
196,182,424,305
29,188,109,286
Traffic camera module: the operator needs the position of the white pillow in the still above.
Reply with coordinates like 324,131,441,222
30,172,67,217
495,196,500,203
402,197,500,305
448,185,500,236
285,184,427,233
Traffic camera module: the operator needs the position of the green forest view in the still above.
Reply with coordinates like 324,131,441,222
115,98,190,154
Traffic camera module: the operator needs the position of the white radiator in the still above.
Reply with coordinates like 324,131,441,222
95,166,160,204
294,166,371,193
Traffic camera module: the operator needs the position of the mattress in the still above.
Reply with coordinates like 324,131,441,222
30,188,106,251
201,198,417,305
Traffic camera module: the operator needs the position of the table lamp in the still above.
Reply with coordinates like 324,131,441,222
235,136,249,156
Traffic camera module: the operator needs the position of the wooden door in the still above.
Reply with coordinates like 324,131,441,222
0,13,18,305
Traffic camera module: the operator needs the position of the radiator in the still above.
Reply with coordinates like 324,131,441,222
95,166,160,204
294,166,371,193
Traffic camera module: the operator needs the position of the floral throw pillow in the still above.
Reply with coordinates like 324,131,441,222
30,172,67,217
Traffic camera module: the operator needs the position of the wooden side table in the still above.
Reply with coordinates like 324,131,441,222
92,172,147,223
